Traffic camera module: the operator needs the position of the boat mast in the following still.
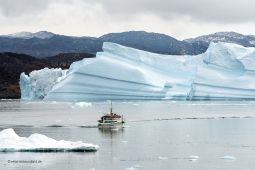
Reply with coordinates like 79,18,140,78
110,100,113,115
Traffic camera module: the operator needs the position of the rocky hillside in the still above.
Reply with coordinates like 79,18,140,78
0,52,95,98
1,31,255,58
99,31,198,55
185,32,255,51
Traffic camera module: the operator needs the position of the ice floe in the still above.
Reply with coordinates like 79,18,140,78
0,128,98,152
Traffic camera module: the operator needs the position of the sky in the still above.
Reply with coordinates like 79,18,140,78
0,0,254,40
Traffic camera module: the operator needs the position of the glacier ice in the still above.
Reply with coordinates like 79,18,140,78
20,42,255,101
0,128,98,152
20,68,67,100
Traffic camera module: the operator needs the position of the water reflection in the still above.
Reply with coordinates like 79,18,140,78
98,126,125,137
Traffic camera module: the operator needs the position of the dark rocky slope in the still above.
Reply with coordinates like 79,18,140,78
0,52,95,98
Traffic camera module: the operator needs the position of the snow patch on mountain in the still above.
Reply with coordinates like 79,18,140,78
185,32,255,47
3,31,55,39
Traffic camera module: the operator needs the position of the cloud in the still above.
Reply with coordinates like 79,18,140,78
0,0,254,22
0,0,72,17
0,0,51,16
0,0,254,39
84,0,255,23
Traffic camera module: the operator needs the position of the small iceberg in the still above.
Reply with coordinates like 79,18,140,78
126,165,142,170
0,128,99,152
158,156,169,160
220,155,236,160
74,102,92,108
188,155,199,161
126,167,136,170
133,164,142,168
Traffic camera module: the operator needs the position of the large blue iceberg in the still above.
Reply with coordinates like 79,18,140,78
20,42,255,101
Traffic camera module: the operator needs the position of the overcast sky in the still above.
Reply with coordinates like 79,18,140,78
0,0,254,39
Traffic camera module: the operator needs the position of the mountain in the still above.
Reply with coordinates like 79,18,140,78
45,52,95,69
185,32,255,53
1,31,255,58
0,32,103,58
0,52,95,98
0,31,203,58
4,31,55,39
99,31,199,55
1,30,255,99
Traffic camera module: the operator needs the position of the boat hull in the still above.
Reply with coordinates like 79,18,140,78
98,122,124,127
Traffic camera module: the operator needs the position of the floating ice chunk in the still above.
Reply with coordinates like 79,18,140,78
158,156,169,160
74,102,92,108
55,119,62,123
0,128,98,152
220,155,236,160
126,165,142,170
134,165,142,168
188,155,199,161
188,155,199,159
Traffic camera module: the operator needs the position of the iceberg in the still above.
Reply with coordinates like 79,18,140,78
0,128,98,152
220,155,236,160
20,68,67,100
20,42,255,101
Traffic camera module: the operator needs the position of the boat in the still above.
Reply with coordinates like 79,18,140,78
98,101,125,127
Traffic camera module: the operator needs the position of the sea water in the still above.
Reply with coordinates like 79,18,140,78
0,100,255,170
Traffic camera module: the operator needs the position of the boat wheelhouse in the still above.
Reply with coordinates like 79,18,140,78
98,102,125,127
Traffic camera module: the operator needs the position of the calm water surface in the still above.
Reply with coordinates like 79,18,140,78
0,100,255,170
